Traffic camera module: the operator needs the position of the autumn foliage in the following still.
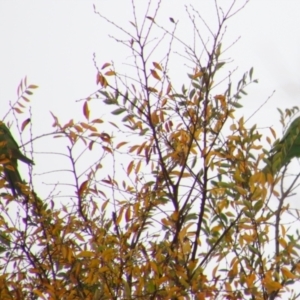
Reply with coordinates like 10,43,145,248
1,1,300,300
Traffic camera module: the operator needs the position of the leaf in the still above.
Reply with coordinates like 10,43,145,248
21,96,30,102
105,70,116,76
192,71,203,79
270,127,276,139
231,102,243,108
103,98,118,105
101,63,111,69
111,108,126,115
14,107,23,114
78,180,89,196
249,67,254,80
102,146,112,154
80,122,96,131
166,82,172,94
127,161,134,176
281,268,297,280
116,142,128,149
83,101,90,120
147,87,158,93
129,21,136,28
153,62,162,71
91,118,103,124
215,62,225,70
28,84,39,89
146,16,155,22
150,69,161,81
21,119,31,131
96,73,108,87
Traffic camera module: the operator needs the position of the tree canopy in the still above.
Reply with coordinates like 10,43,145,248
0,1,300,300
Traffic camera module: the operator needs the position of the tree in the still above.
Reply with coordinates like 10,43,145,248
0,1,300,299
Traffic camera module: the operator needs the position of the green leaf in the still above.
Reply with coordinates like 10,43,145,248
215,62,225,70
111,108,126,115
103,99,118,105
231,102,243,108
249,67,254,80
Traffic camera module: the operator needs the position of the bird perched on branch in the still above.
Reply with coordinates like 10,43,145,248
0,122,34,196
263,116,300,175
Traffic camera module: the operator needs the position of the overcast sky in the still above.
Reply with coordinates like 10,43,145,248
1,1,300,126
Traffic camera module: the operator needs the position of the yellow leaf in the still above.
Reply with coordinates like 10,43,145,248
78,251,94,258
281,267,297,279
278,238,287,248
263,272,282,293
192,71,203,79
151,111,159,125
281,225,286,237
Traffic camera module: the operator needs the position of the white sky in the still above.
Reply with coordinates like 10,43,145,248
1,0,300,297
1,1,300,125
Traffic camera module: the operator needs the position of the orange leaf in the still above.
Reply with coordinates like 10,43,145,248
102,146,112,154
78,180,88,196
83,101,90,120
96,73,108,87
105,70,116,76
116,142,128,149
150,69,161,81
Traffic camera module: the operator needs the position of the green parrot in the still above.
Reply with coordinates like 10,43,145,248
263,116,300,175
0,122,34,196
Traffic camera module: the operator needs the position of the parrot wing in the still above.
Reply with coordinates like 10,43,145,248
3,161,23,196
0,123,34,165
0,122,34,196
263,116,300,175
